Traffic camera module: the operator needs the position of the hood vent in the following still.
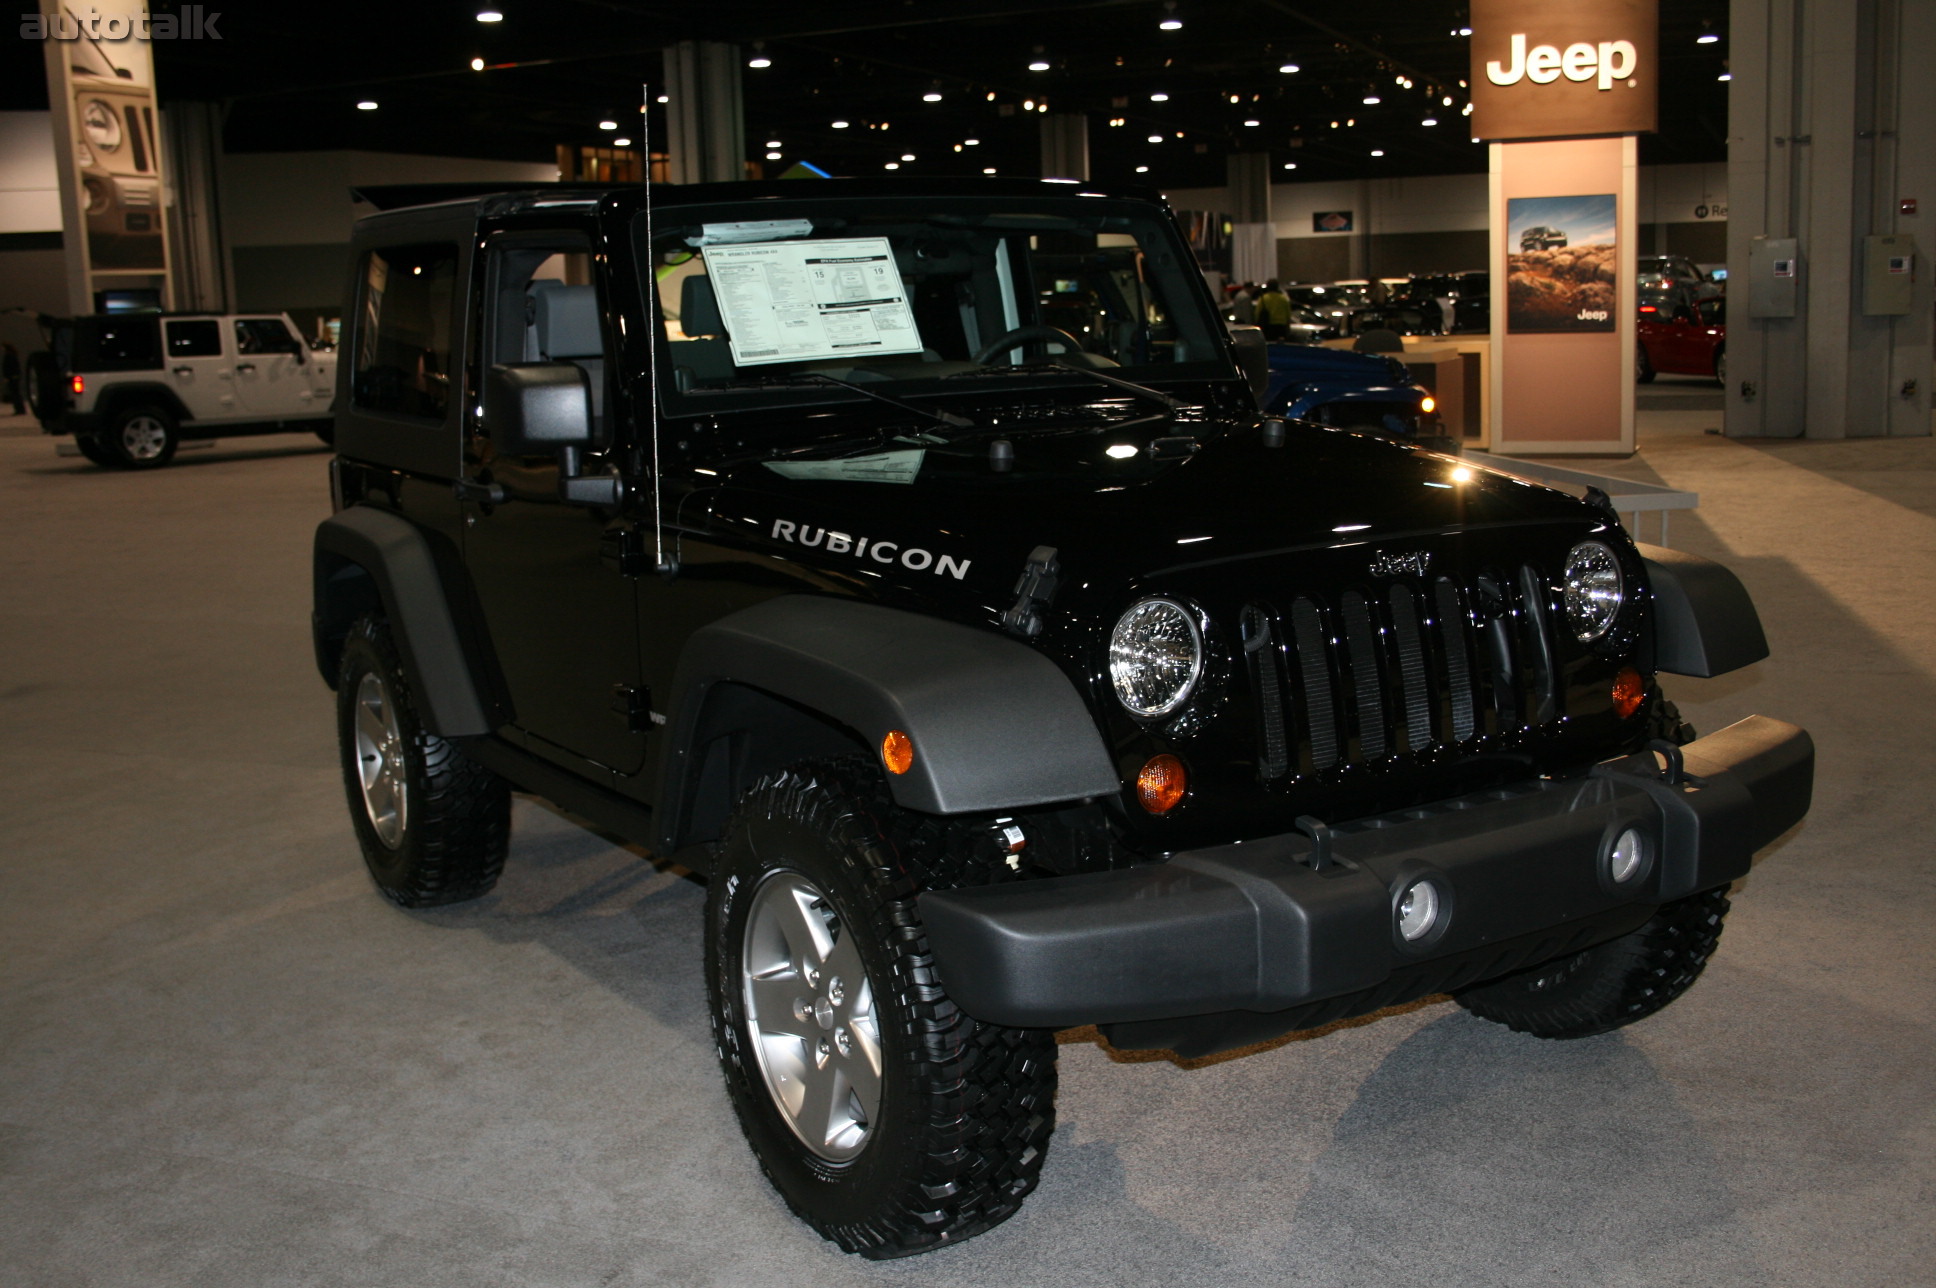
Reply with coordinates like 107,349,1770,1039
1245,566,1559,780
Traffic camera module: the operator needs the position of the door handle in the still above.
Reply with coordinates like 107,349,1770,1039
236,362,257,373
172,366,192,376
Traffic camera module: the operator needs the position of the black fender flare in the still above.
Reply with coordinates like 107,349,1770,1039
655,596,1120,851
312,506,491,737
1637,543,1770,677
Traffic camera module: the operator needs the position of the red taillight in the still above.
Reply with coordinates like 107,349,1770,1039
1638,305,1657,314
70,374,84,395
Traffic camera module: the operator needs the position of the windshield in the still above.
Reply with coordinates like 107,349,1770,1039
638,194,1231,415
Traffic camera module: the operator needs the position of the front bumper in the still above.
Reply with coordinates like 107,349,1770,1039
920,715,1812,1040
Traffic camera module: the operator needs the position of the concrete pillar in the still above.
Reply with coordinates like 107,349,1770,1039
662,41,744,185
1727,0,1933,438
1226,153,1274,284
1040,114,1088,181
162,101,229,314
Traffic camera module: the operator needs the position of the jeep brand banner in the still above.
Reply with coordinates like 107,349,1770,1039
36,2,175,310
1505,194,1617,333
1469,0,1658,142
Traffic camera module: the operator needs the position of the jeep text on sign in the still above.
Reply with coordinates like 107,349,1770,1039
1470,0,1658,143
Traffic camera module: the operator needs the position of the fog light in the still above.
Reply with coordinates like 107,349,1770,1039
1396,878,1442,941
1608,827,1646,884
1136,754,1187,814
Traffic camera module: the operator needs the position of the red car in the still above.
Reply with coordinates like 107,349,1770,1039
1637,291,1725,384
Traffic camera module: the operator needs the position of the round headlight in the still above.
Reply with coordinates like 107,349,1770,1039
1562,541,1624,641
1109,598,1202,717
82,100,122,152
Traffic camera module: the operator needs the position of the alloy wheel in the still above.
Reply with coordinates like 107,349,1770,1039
353,671,409,849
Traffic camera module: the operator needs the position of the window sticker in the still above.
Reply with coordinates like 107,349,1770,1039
764,449,926,485
704,237,924,367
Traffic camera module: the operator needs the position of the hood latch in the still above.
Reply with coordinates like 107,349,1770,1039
1002,545,1061,638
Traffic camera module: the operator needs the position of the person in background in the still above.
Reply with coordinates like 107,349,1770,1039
1229,282,1257,326
2,343,24,416
1254,280,1293,341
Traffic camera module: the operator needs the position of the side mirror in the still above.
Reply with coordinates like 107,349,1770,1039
484,362,621,506
1227,324,1270,403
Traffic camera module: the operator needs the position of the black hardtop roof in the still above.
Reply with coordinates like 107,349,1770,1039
352,176,1172,220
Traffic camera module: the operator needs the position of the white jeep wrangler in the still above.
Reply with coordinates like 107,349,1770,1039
30,311,335,468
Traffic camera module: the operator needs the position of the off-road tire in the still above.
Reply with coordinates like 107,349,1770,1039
1648,696,1697,746
104,404,179,469
705,759,1057,1259
335,613,509,907
1454,886,1731,1039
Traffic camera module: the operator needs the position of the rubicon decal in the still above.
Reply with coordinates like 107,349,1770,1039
771,520,972,579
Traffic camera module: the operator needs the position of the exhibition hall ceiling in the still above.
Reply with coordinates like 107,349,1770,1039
4,1,1731,185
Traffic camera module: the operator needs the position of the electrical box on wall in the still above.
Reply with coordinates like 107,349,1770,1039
1748,236,1800,318
1862,234,1916,315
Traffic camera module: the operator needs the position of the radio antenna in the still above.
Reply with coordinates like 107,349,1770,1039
643,82,675,577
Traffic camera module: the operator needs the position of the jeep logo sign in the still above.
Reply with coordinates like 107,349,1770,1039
1470,0,1658,142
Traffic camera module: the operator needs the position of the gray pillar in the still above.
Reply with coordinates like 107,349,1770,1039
1040,115,1089,181
662,41,745,185
1227,153,1274,284
163,101,229,314
1727,0,1933,438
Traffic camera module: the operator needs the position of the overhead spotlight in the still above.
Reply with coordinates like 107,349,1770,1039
1159,1,1182,29
923,91,942,102
1443,95,1454,106
901,153,915,161
1150,91,1169,101
1243,118,1260,127
765,150,781,160
1024,99,1036,110
1028,46,1051,72
1147,133,1164,143
655,94,668,103
831,119,849,128
599,120,618,130
1363,93,1381,104
982,166,997,174
613,137,631,146
1135,165,1150,173
1370,148,1385,156
964,137,980,145
1456,25,1472,36
1421,116,1438,126
475,9,502,21
1278,62,1300,74
987,91,997,101
954,144,962,152
1697,32,1720,44
356,100,379,110
884,162,900,170
470,57,484,71
1282,162,1297,170
1462,102,1473,114
747,41,770,69
1718,72,1732,80
766,140,782,148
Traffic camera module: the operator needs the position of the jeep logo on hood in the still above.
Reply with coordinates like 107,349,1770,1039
771,519,972,580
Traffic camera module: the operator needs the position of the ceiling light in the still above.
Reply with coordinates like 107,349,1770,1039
1279,62,1300,73
1456,25,1472,36
901,153,915,161
475,9,502,21
1443,95,1454,106
613,137,631,146
1421,116,1438,126
1024,99,1036,110
1370,149,1385,156
470,56,484,70
923,91,942,101
356,100,378,110
598,120,617,130
1363,93,1381,104
1697,32,1720,43
1718,72,1732,80
655,94,668,103
1462,103,1473,115
832,119,849,128
1282,162,1297,169
964,137,980,145
953,144,962,152
1243,119,1260,127
884,162,899,170
1135,165,1150,173
747,55,771,68
1147,134,1163,143
1150,91,1169,101
1160,17,1182,30
983,167,997,174
765,150,781,159
1028,59,1051,71
766,140,781,148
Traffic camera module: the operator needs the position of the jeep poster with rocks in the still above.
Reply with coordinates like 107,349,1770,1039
1506,194,1617,333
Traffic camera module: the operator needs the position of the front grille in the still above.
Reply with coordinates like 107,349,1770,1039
1246,567,1559,780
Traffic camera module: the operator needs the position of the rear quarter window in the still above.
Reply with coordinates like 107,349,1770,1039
352,243,457,420
73,317,162,371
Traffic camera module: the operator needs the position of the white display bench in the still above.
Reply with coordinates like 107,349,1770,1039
1465,452,1698,546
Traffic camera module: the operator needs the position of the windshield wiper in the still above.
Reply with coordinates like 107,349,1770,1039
945,360,1195,416
760,371,979,431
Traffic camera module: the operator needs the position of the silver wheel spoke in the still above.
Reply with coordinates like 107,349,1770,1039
351,672,407,849
840,1023,883,1111
747,973,813,1040
775,881,835,968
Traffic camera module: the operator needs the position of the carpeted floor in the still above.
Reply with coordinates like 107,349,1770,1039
1,410,1930,1287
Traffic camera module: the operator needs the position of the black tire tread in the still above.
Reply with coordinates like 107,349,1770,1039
1454,887,1731,1039
708,758,1056,1259
337,613,509,907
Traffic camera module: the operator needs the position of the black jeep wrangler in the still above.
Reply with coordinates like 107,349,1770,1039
312,179,1812,1259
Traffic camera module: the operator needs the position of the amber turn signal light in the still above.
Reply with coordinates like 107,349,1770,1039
1612,666,1645,719
1136,754,1187,813
1419,395,1437,414
880,729,915,775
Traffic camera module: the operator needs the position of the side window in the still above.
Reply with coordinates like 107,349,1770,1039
353,243,458,420
484,236,606,432
165,319,222,358
235,318,299,355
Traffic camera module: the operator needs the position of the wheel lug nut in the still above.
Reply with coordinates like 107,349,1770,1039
827,976,844,1005
835,1027,852,1056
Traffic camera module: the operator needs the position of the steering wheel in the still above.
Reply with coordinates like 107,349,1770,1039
972,324,1085,366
